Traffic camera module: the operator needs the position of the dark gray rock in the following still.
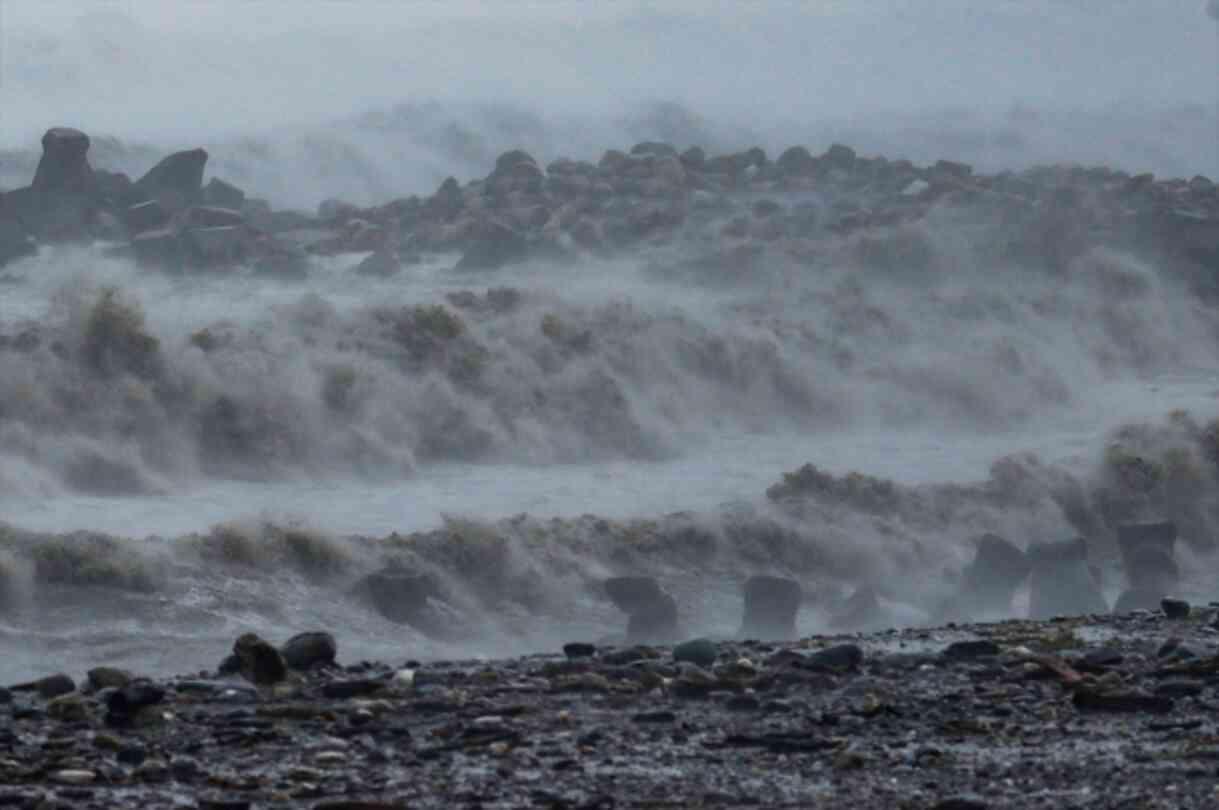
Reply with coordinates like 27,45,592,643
105,680,165,716
679,146,706,170
1161,598,1191,619
280,631,337,670
1027,538,1107,619
673,638,717,668
806,643,863,672
776,146,817,176
86,667,133,690
562,642,596,659
10,673,75,699
232,633,287,686
822,143,858,171
135,148,208,208
32,128,94,193
943,639,1002,660
738,575,802,640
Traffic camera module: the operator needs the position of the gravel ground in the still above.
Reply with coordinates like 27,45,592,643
5,605,1219,809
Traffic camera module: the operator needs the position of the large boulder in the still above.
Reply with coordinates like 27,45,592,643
738,575,802,640
775,145,818,176
32,128,94,193
603,576,680,644
135,148,208,210
279,631,337,670
232,633,287,686
1026,538,1108,619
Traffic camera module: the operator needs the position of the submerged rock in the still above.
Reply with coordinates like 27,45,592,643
738,575,802,640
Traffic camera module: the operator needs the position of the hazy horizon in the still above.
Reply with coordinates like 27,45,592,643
3,1,1218,178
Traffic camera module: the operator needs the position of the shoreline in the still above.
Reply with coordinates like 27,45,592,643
4,608,1219,808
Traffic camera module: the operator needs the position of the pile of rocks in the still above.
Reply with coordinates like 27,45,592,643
7,126,1219,286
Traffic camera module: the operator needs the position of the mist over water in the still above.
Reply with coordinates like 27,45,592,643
2,1,1219,682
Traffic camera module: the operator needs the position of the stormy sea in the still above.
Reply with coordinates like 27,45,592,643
2,1,1219,684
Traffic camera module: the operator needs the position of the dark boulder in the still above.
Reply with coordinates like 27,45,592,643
1026,538,1107,619
280,631,337,670
135,148,208,209
10,672,75,699
456,219,530,270
604,576,680,643
821,143,858,171
32,128,94,193
494,149,539,174
232,632,287,686
679,146,706,171
738,575,802,640
775,146,817,176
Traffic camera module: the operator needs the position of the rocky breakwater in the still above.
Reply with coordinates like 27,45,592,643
8,126,1219,287
7,609,1219,808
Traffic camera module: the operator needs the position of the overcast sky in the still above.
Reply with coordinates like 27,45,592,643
2,1,1217,146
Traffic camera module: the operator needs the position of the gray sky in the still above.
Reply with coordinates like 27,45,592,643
3,1,1216,144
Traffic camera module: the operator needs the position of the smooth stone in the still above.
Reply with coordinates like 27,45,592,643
806,643,864,672
673,638,718,669
1161,598,1191,620
280,631,338,671
562,642,597,659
